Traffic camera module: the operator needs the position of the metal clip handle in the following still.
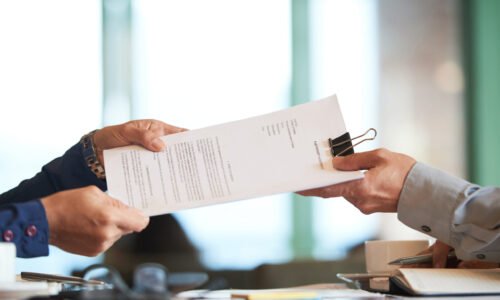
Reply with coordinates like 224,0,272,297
329,128,377,157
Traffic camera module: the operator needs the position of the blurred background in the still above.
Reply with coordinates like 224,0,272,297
1,0,499,288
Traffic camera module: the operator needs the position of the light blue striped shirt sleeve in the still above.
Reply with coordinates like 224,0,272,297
397,162,500,262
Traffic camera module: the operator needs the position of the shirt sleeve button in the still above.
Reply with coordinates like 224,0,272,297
421,225,431,233
3,229,14,242
25,225,38,237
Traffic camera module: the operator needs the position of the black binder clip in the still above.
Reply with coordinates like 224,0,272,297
329,128,377,157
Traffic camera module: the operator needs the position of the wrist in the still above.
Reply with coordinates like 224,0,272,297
40,196,59,246
80,130,106,180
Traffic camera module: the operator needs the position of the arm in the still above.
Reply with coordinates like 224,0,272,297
0,188,149,258
0,142,103,204
398,162,500,262
0,200,49,257
40,186,149,256
298,149,500,262
0,142,97,258
0,119,185,204
0,119,185,257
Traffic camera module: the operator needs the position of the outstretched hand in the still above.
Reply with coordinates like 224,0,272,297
42,186,149,256
93,119,186,165
298,149,416,214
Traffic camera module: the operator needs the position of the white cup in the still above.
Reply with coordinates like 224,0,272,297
0,242,16,283
364,240,429,274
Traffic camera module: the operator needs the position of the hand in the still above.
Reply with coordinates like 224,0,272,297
428,241,455,268
41,186,149,256
415,241,499,269
298,149,416,214
409,241,456,268
93,119,186,165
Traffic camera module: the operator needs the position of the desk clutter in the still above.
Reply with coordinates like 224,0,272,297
176,284,383,299
337,239,500,296
0,242,60,298
3,241,500,299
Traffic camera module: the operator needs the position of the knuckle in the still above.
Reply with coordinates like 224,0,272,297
376,148,391,161
320,188,332,198
97,212,115,227
124,120,135,129
357,184,370,198
93,243,109,255
358,203,373,215
346,187,357,200
95,228,115,243
84,185,101,196
373,148,386,158
121,121,136,135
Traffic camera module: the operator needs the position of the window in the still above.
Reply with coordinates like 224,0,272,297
130,0,292,269
309,0,380,259
0,0,102,274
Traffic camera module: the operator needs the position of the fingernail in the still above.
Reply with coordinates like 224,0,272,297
152,138,165,150
433,261,443,268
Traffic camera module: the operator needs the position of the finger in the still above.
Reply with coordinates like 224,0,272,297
148,121,188,151
416,245,434,256
104,196,130,209
115,207,150,232
332,149,387,171
103,195,150,231
154,120,187,135
432,241,452,268
404,262,433,268
298,185,343,198
458,260,500,269
121,121,182,151
298,178,362,198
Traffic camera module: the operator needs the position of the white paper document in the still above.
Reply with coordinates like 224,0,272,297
104,95,363,216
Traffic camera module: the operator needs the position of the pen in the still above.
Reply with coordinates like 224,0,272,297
388,251,457,265
21,271,106,285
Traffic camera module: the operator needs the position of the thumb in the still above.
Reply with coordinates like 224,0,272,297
332,150,380,171
106,197,150,232
119,120,184,152
116,207,150,232
432,241,452,268
123,126,166,152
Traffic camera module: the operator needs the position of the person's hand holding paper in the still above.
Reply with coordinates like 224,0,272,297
93,119,186,166
299,147,500,264
298,149,416,213
104,95,363,216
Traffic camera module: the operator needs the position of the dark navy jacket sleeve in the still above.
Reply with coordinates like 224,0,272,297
0,141,107,257
0,200,49,257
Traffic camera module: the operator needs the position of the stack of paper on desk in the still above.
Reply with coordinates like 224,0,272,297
104,95,363,216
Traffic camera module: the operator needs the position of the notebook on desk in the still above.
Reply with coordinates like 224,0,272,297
390,268,500,296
